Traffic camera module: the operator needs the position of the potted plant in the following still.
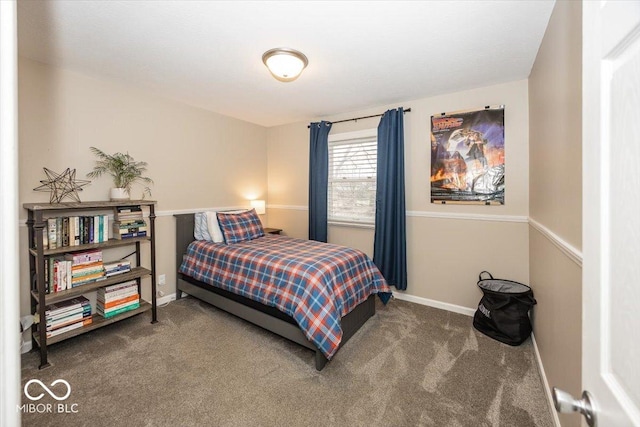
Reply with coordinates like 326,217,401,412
87,147,153,200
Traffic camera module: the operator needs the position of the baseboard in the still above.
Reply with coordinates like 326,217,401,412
392,291,476,317
531,333,561,427
156,292,177,306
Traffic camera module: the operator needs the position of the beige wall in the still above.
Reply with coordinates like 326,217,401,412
18,57,268,320
528,1,583,426
267,80,530,310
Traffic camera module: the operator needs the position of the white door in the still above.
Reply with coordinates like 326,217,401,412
582,0,640,425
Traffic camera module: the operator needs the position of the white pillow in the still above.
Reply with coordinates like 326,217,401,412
206,210,247,243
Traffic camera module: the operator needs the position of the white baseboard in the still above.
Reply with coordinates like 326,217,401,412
156,292,176,306
531,333,561,427
392,291,476,317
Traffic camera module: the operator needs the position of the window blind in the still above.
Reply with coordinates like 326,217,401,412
328,136,377,224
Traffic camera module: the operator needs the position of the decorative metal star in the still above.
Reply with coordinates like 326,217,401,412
33,168,91,203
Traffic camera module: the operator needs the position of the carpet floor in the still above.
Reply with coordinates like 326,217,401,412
21,297,554,427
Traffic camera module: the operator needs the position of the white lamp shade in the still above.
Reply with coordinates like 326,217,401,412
250,200,266,215
262,48,308,82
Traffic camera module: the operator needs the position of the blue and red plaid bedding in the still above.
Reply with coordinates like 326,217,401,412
179,234,391,359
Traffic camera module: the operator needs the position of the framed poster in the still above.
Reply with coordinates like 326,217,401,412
430,106,505,204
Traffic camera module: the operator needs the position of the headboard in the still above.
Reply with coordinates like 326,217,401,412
174,214,195,274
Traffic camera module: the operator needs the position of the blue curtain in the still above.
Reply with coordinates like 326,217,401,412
308,121,332,242
374,108,407,290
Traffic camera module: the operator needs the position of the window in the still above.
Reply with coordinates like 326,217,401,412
328,129,377,225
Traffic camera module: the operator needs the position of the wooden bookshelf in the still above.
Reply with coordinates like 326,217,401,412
24,200,157,369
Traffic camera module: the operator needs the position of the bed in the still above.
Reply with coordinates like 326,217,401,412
174,212,390,370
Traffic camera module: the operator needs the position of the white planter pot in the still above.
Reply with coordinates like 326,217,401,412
110,188,130,201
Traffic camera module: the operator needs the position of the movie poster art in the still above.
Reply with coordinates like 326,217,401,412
430,106,505,204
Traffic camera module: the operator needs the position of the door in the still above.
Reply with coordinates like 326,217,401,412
583,0,640,425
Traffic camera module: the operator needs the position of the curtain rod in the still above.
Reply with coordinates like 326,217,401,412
307,108,411,128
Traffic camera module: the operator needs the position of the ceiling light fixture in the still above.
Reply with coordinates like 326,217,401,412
262,47,308,82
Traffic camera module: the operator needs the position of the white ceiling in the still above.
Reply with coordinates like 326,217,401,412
18,1,555,127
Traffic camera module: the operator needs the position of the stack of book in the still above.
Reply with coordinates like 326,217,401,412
65,250,105,287
46,257,72,293
45,215,109,249
103,259,132,277
45,296,93,338
96,281,140,319
113,206,147,240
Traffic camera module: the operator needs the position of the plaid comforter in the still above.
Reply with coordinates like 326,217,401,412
179,235,390,359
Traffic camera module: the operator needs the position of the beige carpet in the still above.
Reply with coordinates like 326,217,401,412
21,297,554,426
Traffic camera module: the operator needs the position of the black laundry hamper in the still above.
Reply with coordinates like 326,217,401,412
473,271,537,346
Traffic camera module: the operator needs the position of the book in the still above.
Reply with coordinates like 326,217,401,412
71,261,105,274
104,267,131,277
114,231,147,240
104,260,132,277
87,216,93,243
99,297,138,311
47,218,57,250
71,268,105,280
103,215,109,241
44,258,49,294
98,282,137,295
68,217,75,247
45,296,91,316
46,318,92,338
47,309,91,329
54,260,63,292
98,302,140,318
116,205,142,214
115,223,147,231
78,216,84,244
65,250,103,265
83,216,90,244
47,305,91,321
118,227,147,234
56,217,63,249
93,215,99,243
98,215,104,243
46,305,91,322
71,273,106,286
56,259,72,291
103,260,131,270
73,216,80,246
116,218,146,225
114,206,143,224
102,279,138,292
62,217,69,247
99,294,139,309
47,315,92,332
48,257,64,293
98,288,138,302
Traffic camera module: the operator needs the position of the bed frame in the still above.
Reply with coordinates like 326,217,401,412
174,214,376,370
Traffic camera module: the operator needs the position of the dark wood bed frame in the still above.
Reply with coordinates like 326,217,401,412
174,214,376,370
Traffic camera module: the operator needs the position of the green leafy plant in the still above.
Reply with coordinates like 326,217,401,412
87,147,153,198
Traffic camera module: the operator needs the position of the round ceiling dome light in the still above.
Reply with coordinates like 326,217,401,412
262,47,309,82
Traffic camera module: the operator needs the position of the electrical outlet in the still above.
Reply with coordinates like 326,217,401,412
158,274,166,286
